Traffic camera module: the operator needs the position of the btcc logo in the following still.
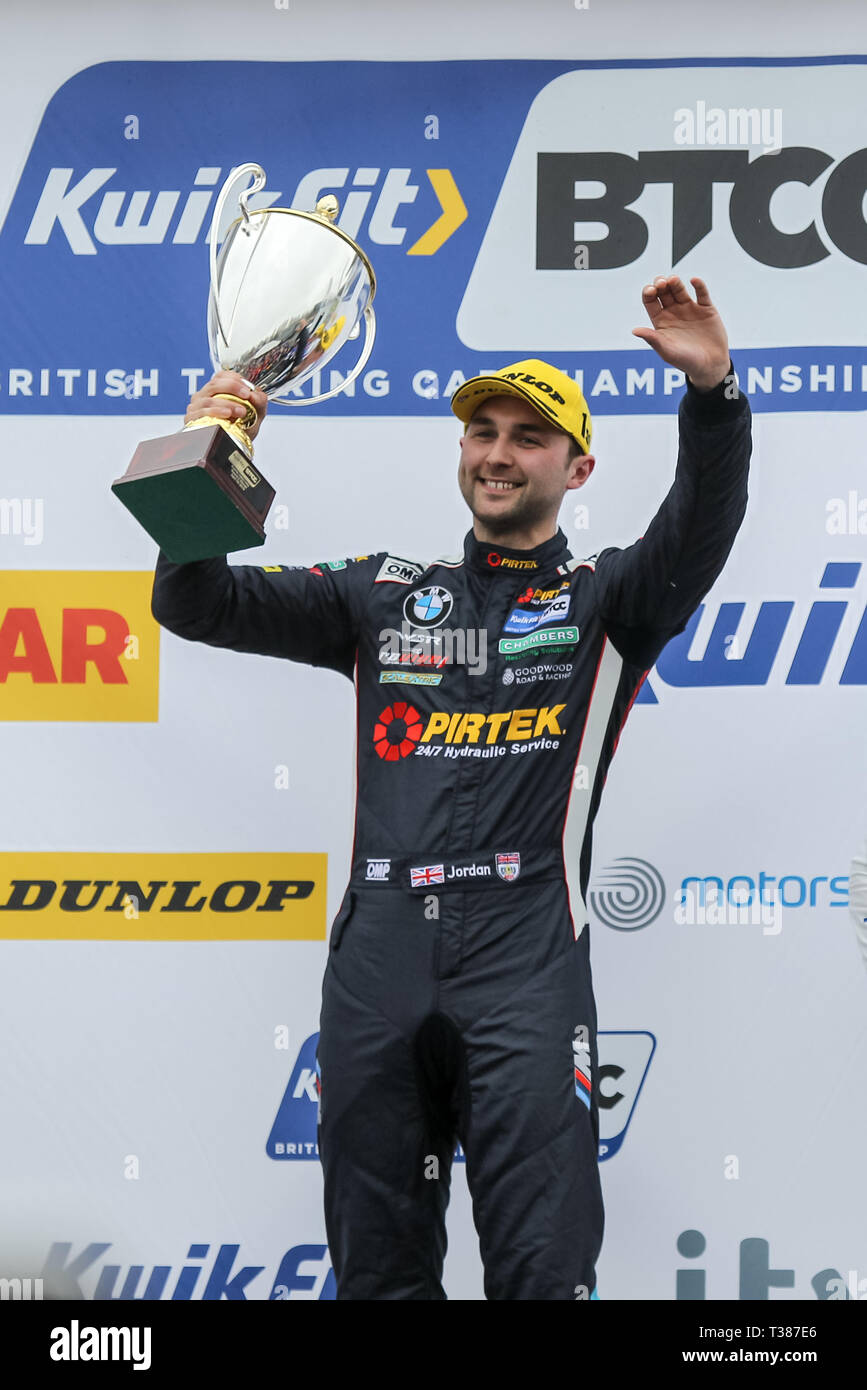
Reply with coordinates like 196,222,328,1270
421,705,565,745
537,147,867,268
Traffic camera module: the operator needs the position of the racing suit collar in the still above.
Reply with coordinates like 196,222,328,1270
464,527,571,576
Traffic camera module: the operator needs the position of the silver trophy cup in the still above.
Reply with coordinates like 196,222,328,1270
206,161,377,442
112,161,376,562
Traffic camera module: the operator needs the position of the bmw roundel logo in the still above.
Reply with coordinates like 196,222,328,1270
403,585,454,629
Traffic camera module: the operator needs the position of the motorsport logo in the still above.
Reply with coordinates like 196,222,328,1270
268,1030,655,1163
372,703,566,759
589,857,850,931
0,853,326,940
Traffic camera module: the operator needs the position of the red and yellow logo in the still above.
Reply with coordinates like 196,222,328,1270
373,702,423,760
0,572,159,721
373,704,566,758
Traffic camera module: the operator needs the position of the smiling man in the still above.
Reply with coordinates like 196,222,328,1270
457,393,595,546
151,274,752,1301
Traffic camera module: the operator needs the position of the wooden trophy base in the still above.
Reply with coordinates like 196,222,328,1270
111,424,276,564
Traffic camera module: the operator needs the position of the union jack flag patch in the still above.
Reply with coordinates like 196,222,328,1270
410,863,445,887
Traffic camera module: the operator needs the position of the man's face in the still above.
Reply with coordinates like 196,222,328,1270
458,395,594,540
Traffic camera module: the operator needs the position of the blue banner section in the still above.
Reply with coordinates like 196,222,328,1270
0,59,562,416
2,58,865,416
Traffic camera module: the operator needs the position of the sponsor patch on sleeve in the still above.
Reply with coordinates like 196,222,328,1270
374,555,425,585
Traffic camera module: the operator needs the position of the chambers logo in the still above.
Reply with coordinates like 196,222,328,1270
0,572,159,721
268,1030,654,1163
0,853,326,940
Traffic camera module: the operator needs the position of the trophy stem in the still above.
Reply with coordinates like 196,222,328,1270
184,392,258,457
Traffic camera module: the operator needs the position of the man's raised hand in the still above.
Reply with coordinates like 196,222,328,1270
632,275,731,392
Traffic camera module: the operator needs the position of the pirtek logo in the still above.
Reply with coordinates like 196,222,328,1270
536,147,867,268
24,166,467,258
518,584,569,604
373,704,566,758
487,553,538,570
423,706,566,745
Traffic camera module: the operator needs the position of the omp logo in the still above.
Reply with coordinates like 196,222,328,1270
270,1030,653,1165
24,165,466,257
0,853,326,941
589,858,666,931
639,561,867,702
0,572,158,721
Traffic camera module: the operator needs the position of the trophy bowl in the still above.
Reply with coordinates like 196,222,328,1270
210,166,377,407
111,163,377,563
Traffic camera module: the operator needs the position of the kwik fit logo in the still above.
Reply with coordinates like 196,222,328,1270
24,164,465,257
41,1239,336,1300
638,562,867,701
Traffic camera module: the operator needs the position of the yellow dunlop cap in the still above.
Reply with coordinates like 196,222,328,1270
450,359,592,455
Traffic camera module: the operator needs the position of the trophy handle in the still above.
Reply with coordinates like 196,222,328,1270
209,163,266,348
274,304,377,408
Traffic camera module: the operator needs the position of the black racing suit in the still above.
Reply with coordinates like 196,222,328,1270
151,368,751,1300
